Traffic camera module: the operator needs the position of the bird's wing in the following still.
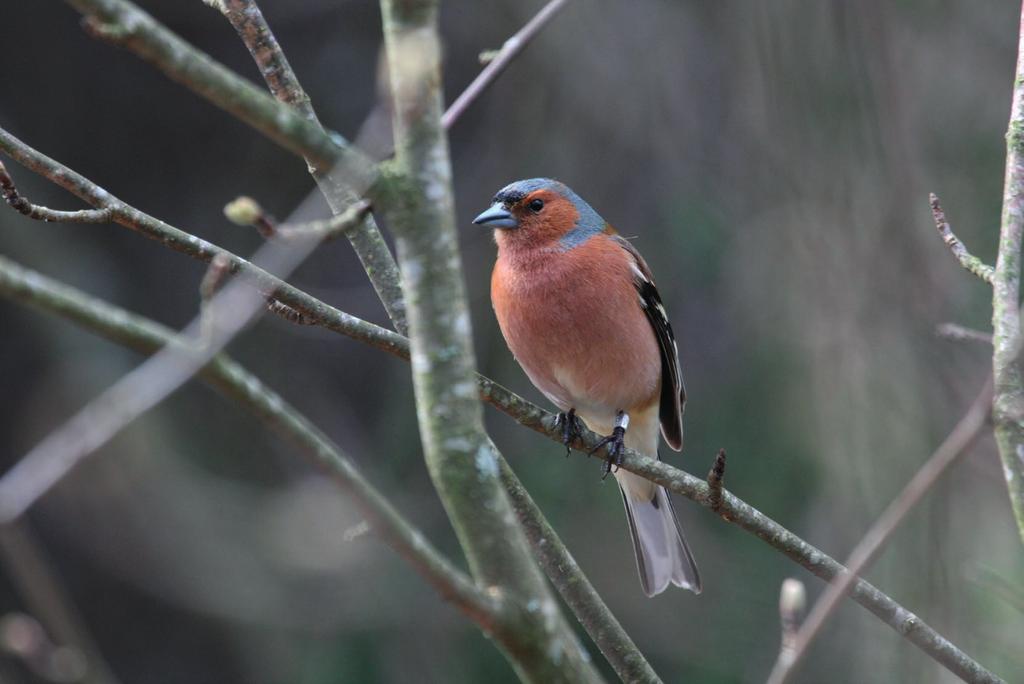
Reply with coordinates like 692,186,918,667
610,234,686,451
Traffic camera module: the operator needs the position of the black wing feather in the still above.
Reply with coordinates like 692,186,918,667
611,236,686,450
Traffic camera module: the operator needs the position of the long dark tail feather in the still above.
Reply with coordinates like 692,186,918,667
620,484,701,597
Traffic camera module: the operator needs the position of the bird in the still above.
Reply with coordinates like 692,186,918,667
473,178,701,597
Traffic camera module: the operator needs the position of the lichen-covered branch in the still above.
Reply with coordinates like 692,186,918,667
0,162,112,224
376,1,600,680
497,452,661,684
992,2,1024,546
0,255,502,634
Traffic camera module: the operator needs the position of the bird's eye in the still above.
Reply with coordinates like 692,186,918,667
528,198,544,213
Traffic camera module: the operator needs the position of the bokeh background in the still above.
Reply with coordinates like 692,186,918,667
1,1,1022,682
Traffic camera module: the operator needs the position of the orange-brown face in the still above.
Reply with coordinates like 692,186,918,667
473,179,589,250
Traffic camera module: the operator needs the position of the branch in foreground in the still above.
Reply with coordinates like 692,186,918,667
0,255,503,638
0,127,996,682
991,2,1024,546
766,378,996,684
930,193,995,284
496,449,660,684
377,1,599,680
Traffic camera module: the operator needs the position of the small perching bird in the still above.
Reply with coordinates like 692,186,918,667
473,178,701,597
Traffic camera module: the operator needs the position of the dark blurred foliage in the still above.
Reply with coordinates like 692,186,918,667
1,1,1023,682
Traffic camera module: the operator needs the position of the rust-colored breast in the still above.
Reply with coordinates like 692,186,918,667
491,234,661,419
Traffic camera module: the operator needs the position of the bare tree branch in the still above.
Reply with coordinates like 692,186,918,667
441,0,571,129
991,1,1024,546
209,0,321,124
224,195,372,242
766,378,996,684
376,1,601,680
0,255,504,636
0,162,112,224
930,193,995,283
497,453,661,684
66,0,367,177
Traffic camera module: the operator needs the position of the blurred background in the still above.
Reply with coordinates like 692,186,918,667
1,1,1022,682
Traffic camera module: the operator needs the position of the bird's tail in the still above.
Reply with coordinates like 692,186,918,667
618,470,701,597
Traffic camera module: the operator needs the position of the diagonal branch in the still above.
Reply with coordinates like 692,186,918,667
0,255,503,636
441,0,571,129
930,193,995,284
66,0,368,178
991,1,1024,546
0,162,112,224
766,378,996,684
0,124,999,683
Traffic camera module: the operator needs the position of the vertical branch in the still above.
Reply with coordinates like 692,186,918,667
376,1,600,680
992,0,1024,545
498,455,662,684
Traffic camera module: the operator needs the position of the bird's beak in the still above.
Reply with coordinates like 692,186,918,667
472,203,518,229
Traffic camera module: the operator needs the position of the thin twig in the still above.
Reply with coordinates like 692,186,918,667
936,323,993,346
766,377,995,684
0,255,503,636
441,0,571,129
0,126,999,684
224,195,372,243
991,2,1024,546
0,161,111,224
930,193,995,284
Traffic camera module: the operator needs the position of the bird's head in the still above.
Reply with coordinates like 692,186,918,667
472,178,608,250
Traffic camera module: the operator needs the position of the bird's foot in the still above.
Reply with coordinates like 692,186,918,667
554,408,583,457
590,410,629,480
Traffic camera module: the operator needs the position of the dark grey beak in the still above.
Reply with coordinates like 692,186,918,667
472,203,518,229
